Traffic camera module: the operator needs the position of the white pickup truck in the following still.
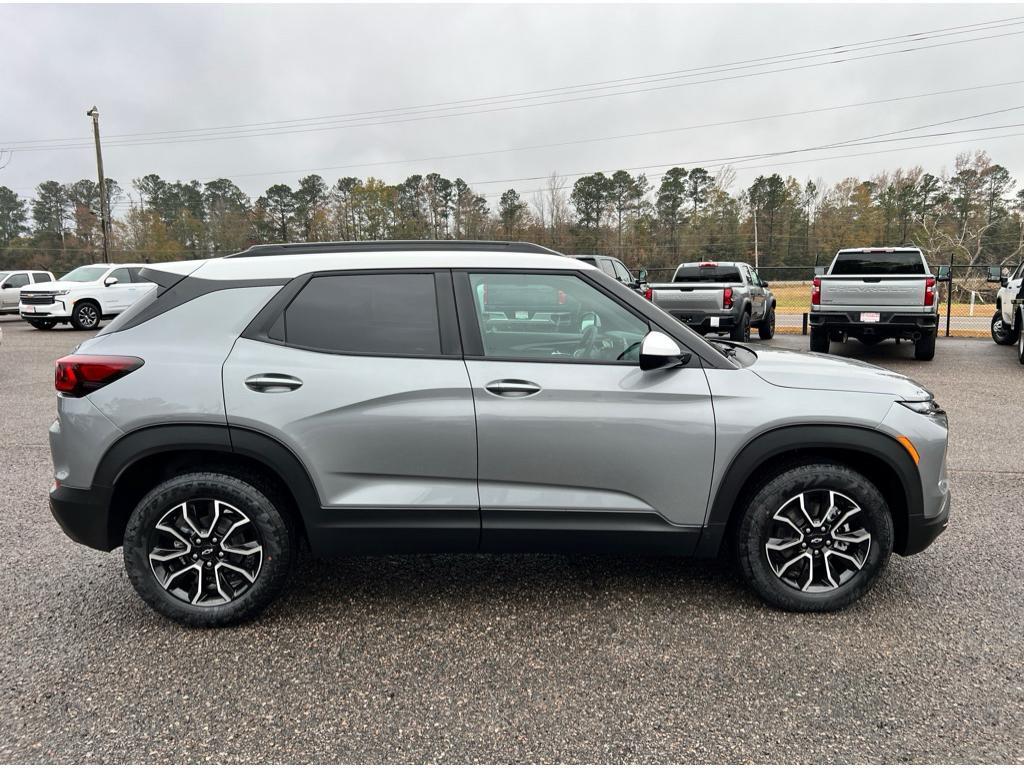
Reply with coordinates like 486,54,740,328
809,247,940,360
987,262,1024,364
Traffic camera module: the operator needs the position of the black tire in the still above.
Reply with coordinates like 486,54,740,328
736,462,893,612
123,471,294,627
914,329,937,361
27,319,56,330
757,306,776,340
1018,311,1024,365
70,300,101,330
809,326,830,354
991,310,1018,345
860,336,881,347
729,310,751,342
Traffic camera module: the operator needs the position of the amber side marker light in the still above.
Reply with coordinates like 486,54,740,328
896,435,920,465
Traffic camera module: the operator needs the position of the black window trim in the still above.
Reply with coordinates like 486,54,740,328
451,267,711,368
241,268,462,360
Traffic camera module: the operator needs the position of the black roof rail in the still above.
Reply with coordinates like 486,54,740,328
224,240,563,258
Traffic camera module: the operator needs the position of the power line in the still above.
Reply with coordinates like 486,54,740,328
5,23,1024,152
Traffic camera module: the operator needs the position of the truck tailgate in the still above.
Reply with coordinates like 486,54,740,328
819,276,926,307
650,284,724,312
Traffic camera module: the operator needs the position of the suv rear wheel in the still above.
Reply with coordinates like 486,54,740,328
730,310,751,342
736,462,893,612
123,472,294,627
757,306,776,340
27,319,56,330
914,329,937,361
808,326,830,354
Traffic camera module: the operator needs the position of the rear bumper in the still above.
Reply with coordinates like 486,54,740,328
810,310,938,335
49,483,116,551
666,309,737,333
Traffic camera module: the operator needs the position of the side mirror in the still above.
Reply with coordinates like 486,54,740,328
0,282,10,290
761,281,770,288
104,276,119,287
937,265,951,280
814,266,826,276
638,267,649,283
986,266,1002,284
639,330,691,371
580,311,601,334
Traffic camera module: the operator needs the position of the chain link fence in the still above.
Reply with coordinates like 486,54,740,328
635,263,1012,338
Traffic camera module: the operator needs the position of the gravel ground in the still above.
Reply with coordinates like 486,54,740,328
0,316,1022,764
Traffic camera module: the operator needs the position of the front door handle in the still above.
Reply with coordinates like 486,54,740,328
245,373,303,393
484,379,542,397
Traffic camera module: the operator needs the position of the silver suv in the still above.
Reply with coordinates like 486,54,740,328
48,241,950,626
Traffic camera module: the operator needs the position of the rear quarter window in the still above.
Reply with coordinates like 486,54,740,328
674,266,742,283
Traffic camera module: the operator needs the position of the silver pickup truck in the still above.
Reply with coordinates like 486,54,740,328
809,247,940,360
642,261,776,341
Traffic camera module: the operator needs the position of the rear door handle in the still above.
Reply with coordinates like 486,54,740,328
245,373,303,393
484,379,542,397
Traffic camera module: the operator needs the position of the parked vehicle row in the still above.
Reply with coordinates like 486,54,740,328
47,240,949,627
988,263,1024,365
0,269,56,313
11,263,154,330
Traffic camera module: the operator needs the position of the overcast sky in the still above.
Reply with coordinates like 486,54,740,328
2,2,1023,212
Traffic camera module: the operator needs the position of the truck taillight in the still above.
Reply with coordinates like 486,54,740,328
925,276,936,307
643,287,653,301
811,277,821,305
55,355,144,397
723,287,733,309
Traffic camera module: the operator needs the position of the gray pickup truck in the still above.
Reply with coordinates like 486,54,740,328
643,261,776,341
810,247,940,360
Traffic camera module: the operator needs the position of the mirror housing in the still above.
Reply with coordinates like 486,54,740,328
813,266,826,276
986,266,1003,284
637,267,649,283
0,282,10,290
761,280,770,288
936,265,951,280
104,276,119,287
639,330,690,371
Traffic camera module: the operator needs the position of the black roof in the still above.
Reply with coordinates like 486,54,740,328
225,240,562,258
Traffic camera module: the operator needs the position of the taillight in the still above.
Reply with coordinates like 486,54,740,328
811,277,821,305
925,276,936,307
643,287,653,301
55,355,144,397
723,287,733,309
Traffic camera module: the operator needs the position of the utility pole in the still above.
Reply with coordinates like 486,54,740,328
86,106,111,263
752,207,759,269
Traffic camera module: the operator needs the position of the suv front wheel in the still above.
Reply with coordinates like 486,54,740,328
71,300,101,330
123,472,294,627
736,463,893,611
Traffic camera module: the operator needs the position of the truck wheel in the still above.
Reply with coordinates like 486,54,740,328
757,307,776,340
730,310,751,342
735,462,893,612
71,300,101,330
914,330,937,361
27,319,56,330
809,326,830,354
991,311,1018,345
123,471,295,627
1018,311,1024,364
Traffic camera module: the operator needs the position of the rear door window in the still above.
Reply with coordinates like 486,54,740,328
831,251,926,275
32,272,52,283
284,273,441,356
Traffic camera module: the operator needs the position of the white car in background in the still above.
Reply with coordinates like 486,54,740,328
0,269,56,315
19,264,155,330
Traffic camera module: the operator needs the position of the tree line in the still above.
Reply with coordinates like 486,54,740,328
1,149,1022,275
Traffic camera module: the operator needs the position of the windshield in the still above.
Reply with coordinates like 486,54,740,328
674,265,742,283
60,266,108,282
831,251,925,275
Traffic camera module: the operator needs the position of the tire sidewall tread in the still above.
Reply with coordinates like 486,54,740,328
735,462,894,612
123,471,294,627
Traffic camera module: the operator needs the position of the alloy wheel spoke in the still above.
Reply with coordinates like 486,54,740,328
218,560,259,583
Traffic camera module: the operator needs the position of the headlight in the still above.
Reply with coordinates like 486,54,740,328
899,399,947,426
53,290,69,296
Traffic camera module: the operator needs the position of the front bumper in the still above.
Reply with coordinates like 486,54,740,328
902,491,950,555
49,483,116,551
19,298,70,319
